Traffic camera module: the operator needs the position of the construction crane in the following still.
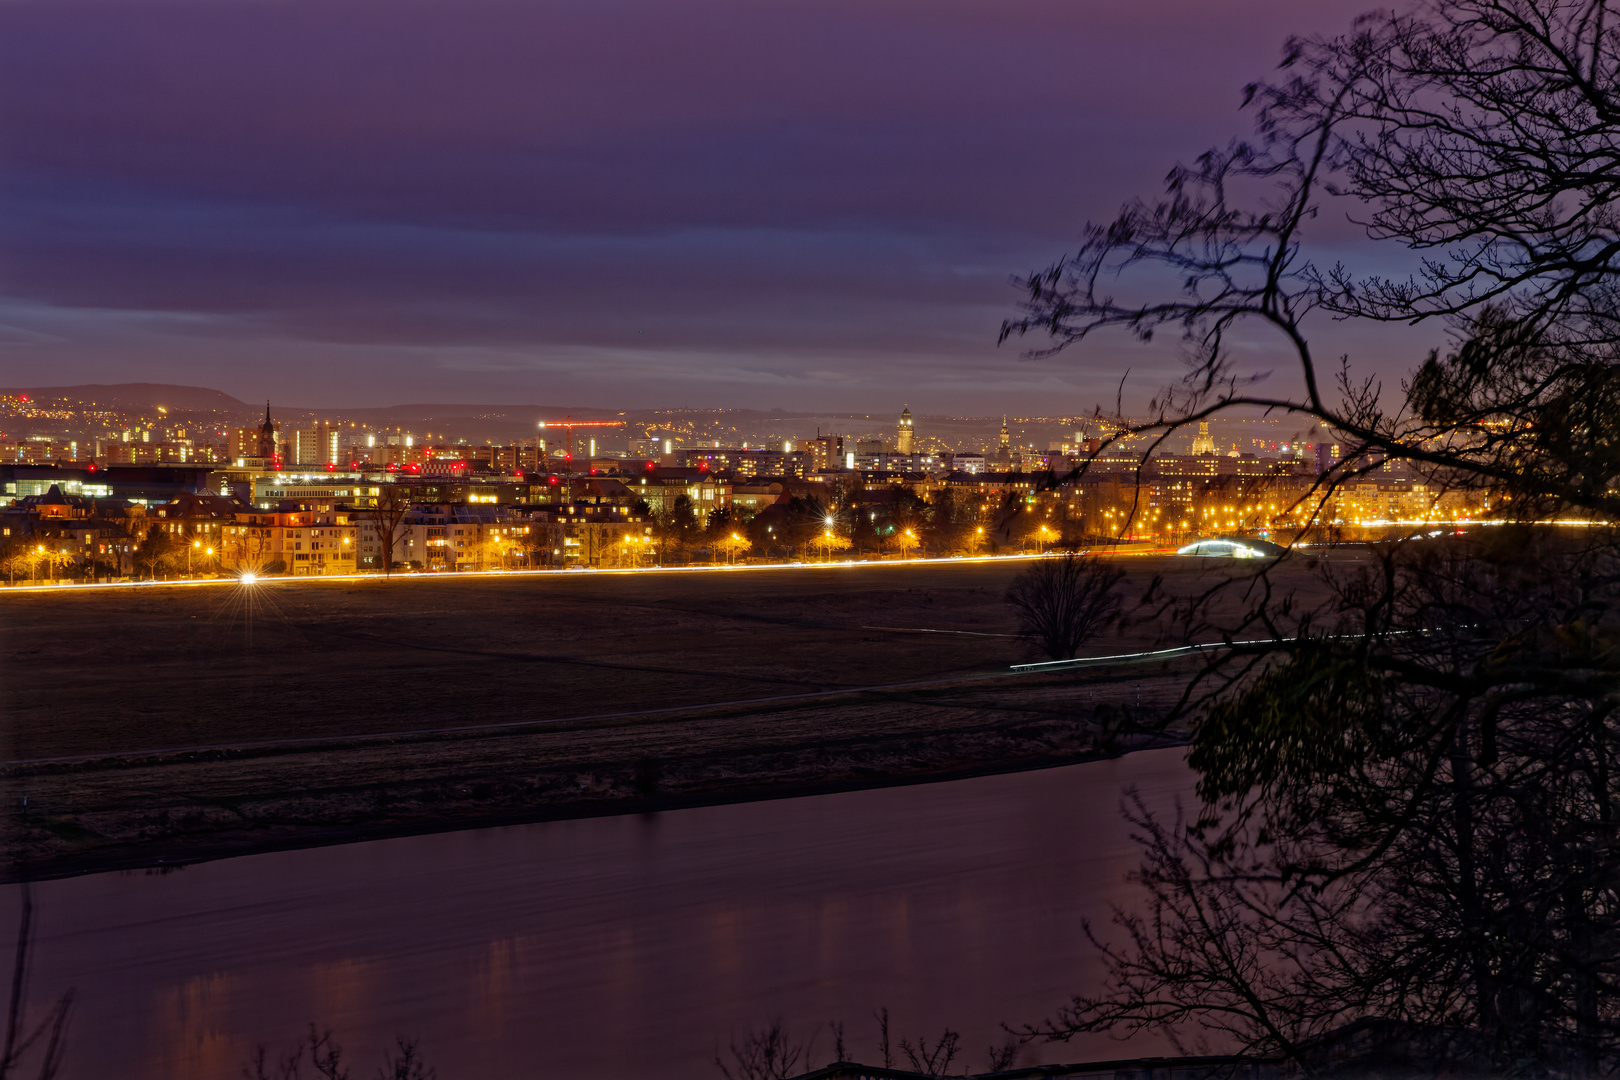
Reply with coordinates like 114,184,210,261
536,417,625,473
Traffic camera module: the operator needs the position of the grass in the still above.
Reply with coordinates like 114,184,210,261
0,556,1307,880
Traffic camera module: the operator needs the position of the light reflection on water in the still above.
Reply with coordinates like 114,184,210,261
8,748,1194,1079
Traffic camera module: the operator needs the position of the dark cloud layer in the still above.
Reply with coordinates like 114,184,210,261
0,0,1392,411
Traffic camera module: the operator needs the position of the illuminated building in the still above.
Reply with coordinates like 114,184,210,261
222,501,358,576
531,502,650,567
895,407,915,455
293,424,341,467
805,435,845,472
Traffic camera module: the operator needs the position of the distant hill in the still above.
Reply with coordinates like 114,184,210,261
0,384,625,442
1,383,255,413
332,403,618,425
0,384,861,443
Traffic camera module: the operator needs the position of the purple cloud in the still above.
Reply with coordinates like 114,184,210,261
0,0,1398,411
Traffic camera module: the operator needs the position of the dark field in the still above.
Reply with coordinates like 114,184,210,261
0,556,1343,880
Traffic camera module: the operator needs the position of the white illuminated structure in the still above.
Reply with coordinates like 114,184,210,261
1176,538,1282,559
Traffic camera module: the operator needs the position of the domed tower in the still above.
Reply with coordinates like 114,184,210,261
896,406,915,454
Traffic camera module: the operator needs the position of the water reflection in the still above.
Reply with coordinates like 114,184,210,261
7,748,1192,1079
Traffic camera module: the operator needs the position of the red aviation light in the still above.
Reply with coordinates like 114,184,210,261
327,462,337,471
408,464,420,473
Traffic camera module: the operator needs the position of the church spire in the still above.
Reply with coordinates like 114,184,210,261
257,401,278,460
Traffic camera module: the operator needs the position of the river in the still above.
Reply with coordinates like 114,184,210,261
6,748,1195,1079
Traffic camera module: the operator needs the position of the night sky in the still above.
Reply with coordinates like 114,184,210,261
0,0,1419,413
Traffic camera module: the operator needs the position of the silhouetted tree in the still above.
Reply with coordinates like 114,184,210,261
135,524,175,580
1003,1,1620,1073
653,494,698,561
365,486,414,576
1005,553,1124,661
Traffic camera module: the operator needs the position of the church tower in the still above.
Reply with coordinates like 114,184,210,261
993,416,1012,469
1190,421,1216,455
896,406,915,454
256,402,278,460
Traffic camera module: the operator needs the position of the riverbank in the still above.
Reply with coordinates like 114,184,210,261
2,662,1192,882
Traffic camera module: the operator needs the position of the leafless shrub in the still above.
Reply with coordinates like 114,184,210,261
246,1026,434,1080
985,1036,1020,1072
898,1027,959,1076
827,1021,848,1063
714,1018,810,1080
376,1037,434,1080
872,1007,893,1068
241,1045,301,1080
305,1027,347,1080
